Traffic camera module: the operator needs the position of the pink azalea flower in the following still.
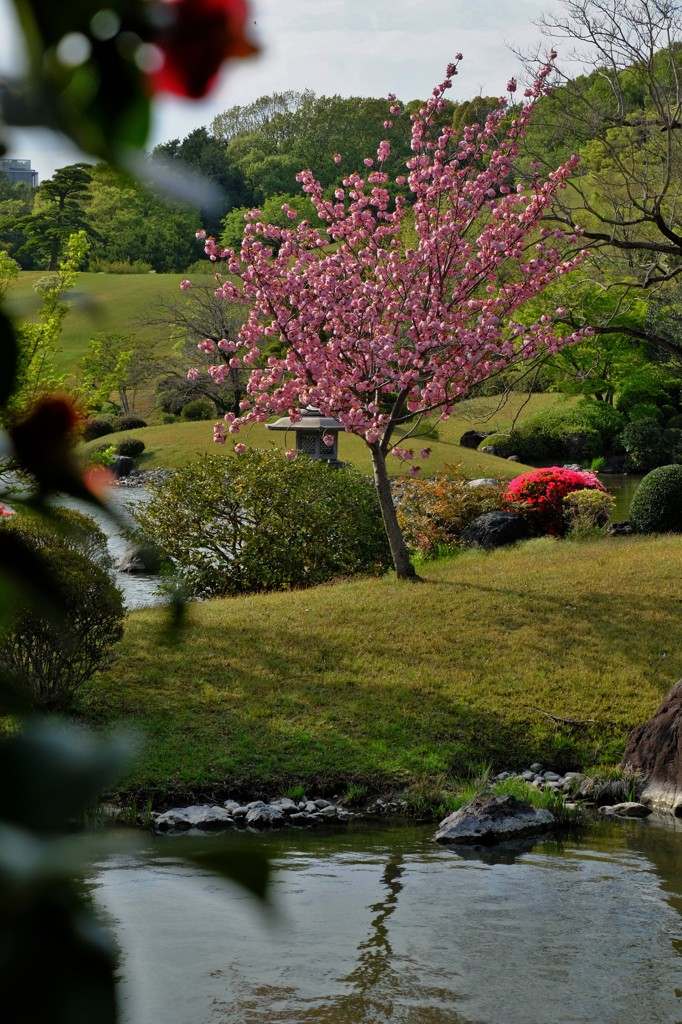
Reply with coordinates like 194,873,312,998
0,503,15,517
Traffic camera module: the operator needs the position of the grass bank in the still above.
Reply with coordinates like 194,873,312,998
81,392,569,478
77,534,682,805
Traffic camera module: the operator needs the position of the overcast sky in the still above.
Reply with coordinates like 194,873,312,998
0,0,567,182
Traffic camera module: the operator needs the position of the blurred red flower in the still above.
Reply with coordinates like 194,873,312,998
152,0,258,99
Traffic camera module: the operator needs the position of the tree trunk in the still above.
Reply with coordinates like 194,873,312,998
369,443,420,581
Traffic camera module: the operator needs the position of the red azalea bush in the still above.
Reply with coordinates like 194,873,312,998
504,467,609,536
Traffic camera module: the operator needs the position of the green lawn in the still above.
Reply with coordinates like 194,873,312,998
77,534,682,804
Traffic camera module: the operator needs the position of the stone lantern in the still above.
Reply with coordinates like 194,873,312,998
266,406,344,463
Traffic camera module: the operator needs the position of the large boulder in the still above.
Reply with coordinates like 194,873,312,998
621,681,682,816
460,429,493,449
434,793,555,845
460,510,530,550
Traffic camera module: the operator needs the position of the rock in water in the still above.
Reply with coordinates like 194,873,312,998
621,681,682,816
434,793,555,845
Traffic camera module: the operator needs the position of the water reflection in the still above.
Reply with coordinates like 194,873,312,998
89,821,682,1024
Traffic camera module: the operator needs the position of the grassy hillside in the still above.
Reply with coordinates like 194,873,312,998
82,392,567,478
4,270,182,375
77,534,681,803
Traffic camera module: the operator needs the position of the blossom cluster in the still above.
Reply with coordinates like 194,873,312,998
504,467,608,536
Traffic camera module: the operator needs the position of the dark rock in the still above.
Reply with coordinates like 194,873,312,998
605,520,635,537
460,429,494,449
434,793,555,845
460,511,530,550
479,445,501,456
507,455,521,462
245,802,285,828
111,455,134,479
600,456,632,473
153,805,234,832
115,542,162,574
622,681,682,816
610,802,652,818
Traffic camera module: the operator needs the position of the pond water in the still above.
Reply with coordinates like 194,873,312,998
57,487,165,610
602,473,643,523
90,817,682,1024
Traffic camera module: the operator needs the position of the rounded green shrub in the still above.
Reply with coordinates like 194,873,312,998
82,416,114,441
628,402,664,424
477,433,518,457
615,381,668,418
0,509,123,711
621,418,669,472
134,450,391,597
115,437,145,459
112,415,147,431
180,398,215,421
629,464,682,533
667,413,682,430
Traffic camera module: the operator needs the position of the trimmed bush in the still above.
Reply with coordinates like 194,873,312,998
115,437,145,459
112,415,147,431
476,433,518,457
0,509,123,711
628,402,664,424
563,488,615,538
396,469,506,556
629,464,682,534
621,418,670,472
667,413,682,430
134,450,391,597
505,467,609,536
180,398,215,421
82,416,114,441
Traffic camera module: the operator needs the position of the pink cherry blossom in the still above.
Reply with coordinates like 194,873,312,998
322,433,335,447
285,448,297,459
195,229,207,239
180,279,192,290
234,443,247,454
187,367,201,381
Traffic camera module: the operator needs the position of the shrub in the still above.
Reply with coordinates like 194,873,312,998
82,416,114,441
0,509,123,711
134,450,391,596
180,398,215,421
628,401,664,424
396,468,505,556
629,464,682,534
563,488,615,539
615,380,669,417
115,437,145,459
90,259,154,273
621,418,670,472
476,433,518,457
112,415,147,431
667,413,682,430
88,444,116,468
162,412,179,424
482,401,624,464
504,467,609,536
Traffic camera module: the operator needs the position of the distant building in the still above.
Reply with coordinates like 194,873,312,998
0,158,39,186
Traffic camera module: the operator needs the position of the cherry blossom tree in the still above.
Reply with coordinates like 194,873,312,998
188,56,589,580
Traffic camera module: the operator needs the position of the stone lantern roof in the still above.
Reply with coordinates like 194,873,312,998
266,406,344,462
